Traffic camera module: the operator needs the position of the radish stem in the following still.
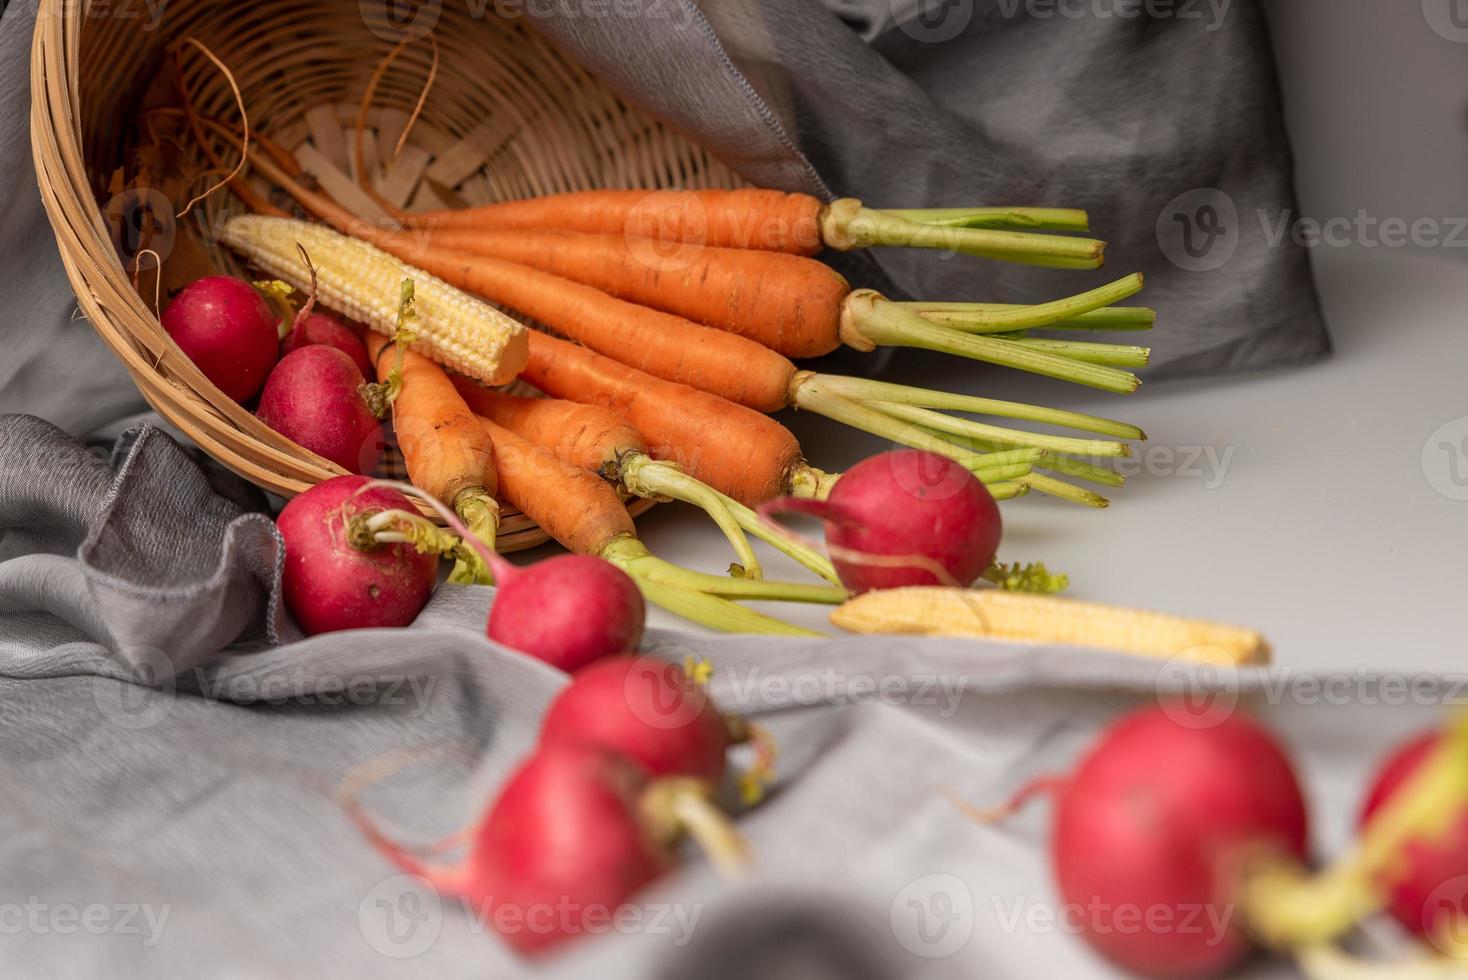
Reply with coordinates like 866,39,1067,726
641,778,750,876
829,205,1105,268
846,295,1141,393
812,375,1145,440
1244,711,1468,950
879,207,1091,233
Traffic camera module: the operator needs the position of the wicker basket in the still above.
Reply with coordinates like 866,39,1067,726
30,0,741,550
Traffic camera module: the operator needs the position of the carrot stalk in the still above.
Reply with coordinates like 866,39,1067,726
617,454,763,581
844,293,1141,393
808,375,1146,440
790,377,1050,478
987,482,1029,501
1008,338,1152,368
834,206,1104,267
864,401,1131,458
889,274,1146,331
878,207,1091,233
1017,472,1111,508
906,302,1157,333
632,577,821,637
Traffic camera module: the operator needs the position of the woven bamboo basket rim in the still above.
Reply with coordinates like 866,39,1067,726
30,0,743,551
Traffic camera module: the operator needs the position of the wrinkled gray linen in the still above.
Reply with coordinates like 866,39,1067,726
0,414,1436,980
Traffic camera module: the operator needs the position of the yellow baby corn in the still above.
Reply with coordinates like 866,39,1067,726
221,215,529,385
831,587,1269,666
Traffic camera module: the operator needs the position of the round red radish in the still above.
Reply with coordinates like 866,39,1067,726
258,346,381,473
1051,705,1308,976
277,475,437,635
541,656,732,782
486,555,644,671
762,449,1000,594
162,275,279,402
282,310,373,378
473,745,673,954
1359,731,1468,946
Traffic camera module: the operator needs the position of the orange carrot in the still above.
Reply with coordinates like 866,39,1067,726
413,188,827,253
456,384,843,584
453,383,645,474
404,188,1106,266
365,331,498,571
381,226,1141,395
480,416,634,558
476,417,845,631
521,332,815,508
391,244,1134,486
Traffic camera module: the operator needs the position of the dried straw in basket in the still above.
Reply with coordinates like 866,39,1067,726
30,0,743,550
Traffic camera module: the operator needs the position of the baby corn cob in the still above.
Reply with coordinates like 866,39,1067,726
221,215,529,385
831,588,1269,665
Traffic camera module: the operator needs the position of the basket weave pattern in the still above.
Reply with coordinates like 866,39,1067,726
31,0,740,549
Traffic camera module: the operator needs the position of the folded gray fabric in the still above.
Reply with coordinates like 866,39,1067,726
0,413,1436,979
528,0,1330,379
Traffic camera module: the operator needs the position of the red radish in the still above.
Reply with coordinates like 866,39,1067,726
257,346,381,473
485,554,645,671
277,475,438,635
761,449,1001,594
1029,705,1308,977
161,275,279,402
345,743,744,955
281,310,374,378
1359,731,1468,945
540,656,736,782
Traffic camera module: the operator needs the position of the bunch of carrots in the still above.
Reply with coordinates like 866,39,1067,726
137,41,1172,636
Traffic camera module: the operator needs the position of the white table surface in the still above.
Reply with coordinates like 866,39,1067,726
586,245,1468,674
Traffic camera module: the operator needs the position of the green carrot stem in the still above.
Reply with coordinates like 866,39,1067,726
709,489,841,585
987,481,1028,501
834,207,1105,268
913,427,1126,487
813,375,1145,440
847,295,1140,393
620,456,763,581
1018,472,1110,508
878,207,1091,233
602,537,848,605
790,376,1041,479
447,490,498,584
895,274,1143,332
909,303,1156,333
632,577,823,637
868,401,1129,458
1009,338,1152,368
787,465,839,501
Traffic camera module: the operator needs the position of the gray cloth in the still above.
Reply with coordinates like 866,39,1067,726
528,0,1330,379
0,414,1430,979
